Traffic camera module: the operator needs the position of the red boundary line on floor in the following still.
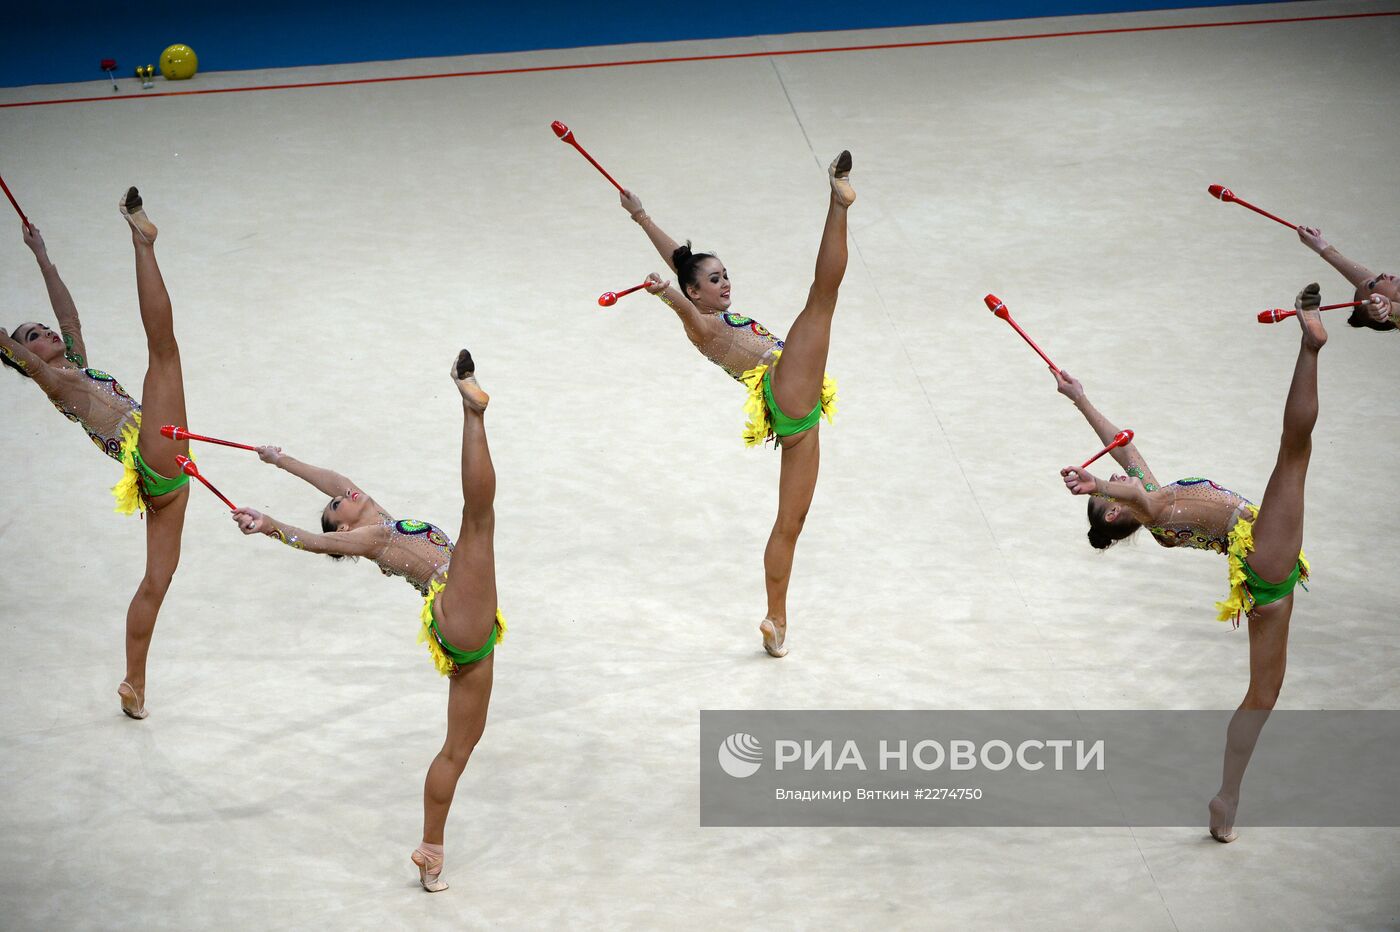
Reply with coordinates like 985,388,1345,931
3,9,1396,109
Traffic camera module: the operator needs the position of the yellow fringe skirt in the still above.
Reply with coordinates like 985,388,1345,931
112,414,147,516
419,575,507,676
1215,505,1310,626
740,350,838,447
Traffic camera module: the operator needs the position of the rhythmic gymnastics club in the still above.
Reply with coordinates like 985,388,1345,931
0,172,31,231
551,121,625,193
175,455,237,511
1081,429,1134,470
983,294,1061,374
598,281,651,307
1256,301,1364,324
160,425,259,452
1207,184,1297,231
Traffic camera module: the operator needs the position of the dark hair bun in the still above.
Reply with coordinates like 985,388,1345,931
1087,526,1115,550
671,242,695,270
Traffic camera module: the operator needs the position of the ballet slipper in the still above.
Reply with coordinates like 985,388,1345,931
1208,796,1238,843
117,680,148,720
828,151,855,208
451,350,489,412
760,617,788,658
118,187,158,244
1294,283,1326,350
411,846,449,892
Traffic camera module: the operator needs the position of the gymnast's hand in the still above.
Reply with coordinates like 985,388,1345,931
1296,226,1328,253
644,272,671,295
21,222,46,256
1054,368,1086,402
256,445,283,465
1060,466,1099,496
1365,293,1393,325
232,507,268,534
619,188,646,219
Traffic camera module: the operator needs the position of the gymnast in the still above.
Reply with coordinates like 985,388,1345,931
230,350,502,893
0,191,191,720
1057,283,1327,843
1296,226,1395,329
617,151,854,658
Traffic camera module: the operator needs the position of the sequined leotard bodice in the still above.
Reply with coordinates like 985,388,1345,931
1147,478,1254,554
697,311,784,382
371,518,455,595
50,365,141,461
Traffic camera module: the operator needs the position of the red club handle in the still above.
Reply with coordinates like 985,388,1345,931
598,281,650,306
176,454,237,511
983,294,1060,373
551,120,625,192
0,172,30,231
160,424,258,451
1256,301,1363,324
1207,183,1297,230
1081,429,1134,469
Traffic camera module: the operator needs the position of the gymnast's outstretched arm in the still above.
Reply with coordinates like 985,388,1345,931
231,507,385,557
1062,467,1164,525
1054,369,1158,489
1297,226,1376,289
0,328,64,395
22,223,88,366
620,189,681,272
644,273,712,347
257,446,367,500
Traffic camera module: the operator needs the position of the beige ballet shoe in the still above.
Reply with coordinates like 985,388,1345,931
828,151,855,208
1294,282,1326,350
1208,796,1238,843
759,617,788,658
411,847,449,892
117,681,148,720
118,187,158,244
451,349,489,412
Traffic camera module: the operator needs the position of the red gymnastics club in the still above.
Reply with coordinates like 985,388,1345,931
598,281,650,307
1257,301,1363,324
1207,184,1297,231
1081,429,1134,470
160,424,258,452
0,172,31,231
983,294,1061,374
551,121,625,193
175,455,237,511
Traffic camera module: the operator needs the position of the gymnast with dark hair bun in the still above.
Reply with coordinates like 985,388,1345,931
1056,282,1329,843
229,350,504,893
616,151,854,657
1,192,192,721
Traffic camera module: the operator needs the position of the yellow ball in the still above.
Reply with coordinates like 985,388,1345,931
159,44,198,81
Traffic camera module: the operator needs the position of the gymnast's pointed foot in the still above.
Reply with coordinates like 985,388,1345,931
411,843,449,892
828,150,855,208
117,680,148,720
1208,794,1238,843
1294,282,1326,350
451,349,489,412
119,187,158,244
760,617,788,658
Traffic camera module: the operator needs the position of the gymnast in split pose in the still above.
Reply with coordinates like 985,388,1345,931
618,152,854,658
230,350,502,893
1296,225,1395,329
1057,283,1326,843
0,192,191,720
